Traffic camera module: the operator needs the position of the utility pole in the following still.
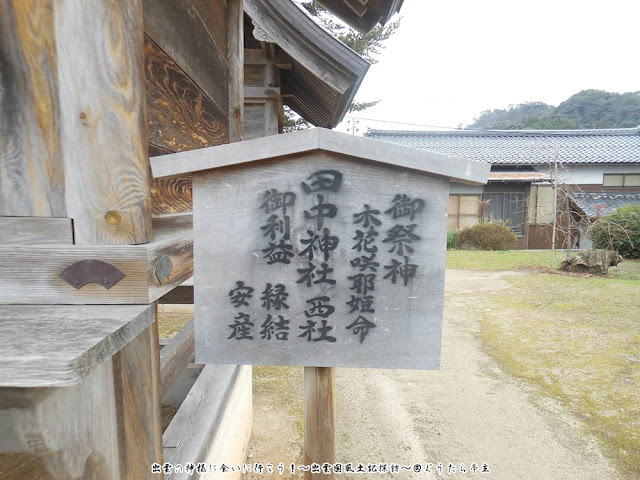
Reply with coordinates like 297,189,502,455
551,144,558,266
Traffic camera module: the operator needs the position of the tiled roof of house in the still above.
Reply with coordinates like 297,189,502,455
365,127,640,165
570,192,640,218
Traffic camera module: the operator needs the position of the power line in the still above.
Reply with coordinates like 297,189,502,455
343,116,464,130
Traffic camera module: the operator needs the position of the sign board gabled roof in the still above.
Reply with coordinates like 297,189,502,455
150,128,490,185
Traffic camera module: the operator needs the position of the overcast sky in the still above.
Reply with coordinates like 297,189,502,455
336,0,640,134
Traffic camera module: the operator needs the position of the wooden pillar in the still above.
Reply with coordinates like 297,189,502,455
228,0,244,143
55,0,152,245
304,366,335,480
0,0,66,217
113,317,163,478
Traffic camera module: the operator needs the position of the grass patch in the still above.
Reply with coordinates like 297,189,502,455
446,250,563,271
476,273,640,478
157,305,193,338
608,259,640,281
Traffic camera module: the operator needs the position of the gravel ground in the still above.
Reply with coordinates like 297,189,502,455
243,270,620,480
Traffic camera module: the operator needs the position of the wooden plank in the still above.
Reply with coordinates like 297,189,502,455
0,0,66,218
4,360,120,479
0,215,193,304
0,304,154,388
0,217,73,245
159,320,195,399
228,0,244,143
163,365,238,469
244,86,282,100
158,284,194,304
113,320,163,478
304,367,335,480
143,0,229,116
150,128,491,185
193,152,449,369
144,35,229,153
201,365,252,480
55,0,152,245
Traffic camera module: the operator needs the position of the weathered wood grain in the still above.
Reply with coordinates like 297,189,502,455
0,215,193,304
228,0,244,143
159,319,195,399
0,304,154,387
151,175,193,217
143,0,229,117
4,360,120,478
55,0,152,245
113,321,162,478
201,365,252,480
144,35,228,153
304,367,335,480
163,364,239,470
0,0,66,217
193,152,449,369
0,217,73,245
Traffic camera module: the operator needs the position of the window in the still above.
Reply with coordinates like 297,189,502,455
482,192,526,237
448,195,481,231
603,174,640,188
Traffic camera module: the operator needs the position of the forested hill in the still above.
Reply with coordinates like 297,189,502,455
468,90,640,130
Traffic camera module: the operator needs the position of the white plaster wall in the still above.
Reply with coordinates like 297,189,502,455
533,165,640,185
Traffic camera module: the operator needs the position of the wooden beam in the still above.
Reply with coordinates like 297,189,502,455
113,320,163,477
0,217,73,245
163,365,252,479
0,215,193,305
244,86,282,100
244,48,292,68
228,0,244,143
0,0,66,218
55,0,152,245
158,283,194,304
143,0,229,117
159,319,195,399
0,304,154,388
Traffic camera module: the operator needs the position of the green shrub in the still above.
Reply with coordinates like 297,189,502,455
447,229,458,250
456,222,517,251
591,205,640,259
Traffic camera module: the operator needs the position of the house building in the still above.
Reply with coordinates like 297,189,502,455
366,127,640,249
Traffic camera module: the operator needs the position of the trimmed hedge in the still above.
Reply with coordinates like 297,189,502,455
591,205,640,259
456,222,517,251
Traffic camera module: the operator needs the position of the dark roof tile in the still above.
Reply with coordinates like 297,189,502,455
365,127,640,165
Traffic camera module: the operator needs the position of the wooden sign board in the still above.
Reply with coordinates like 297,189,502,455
151,128,490,370
194,152,448,369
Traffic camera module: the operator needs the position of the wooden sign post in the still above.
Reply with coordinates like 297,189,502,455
150,128,489,472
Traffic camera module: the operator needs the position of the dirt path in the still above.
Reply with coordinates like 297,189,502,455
244,270,619,479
